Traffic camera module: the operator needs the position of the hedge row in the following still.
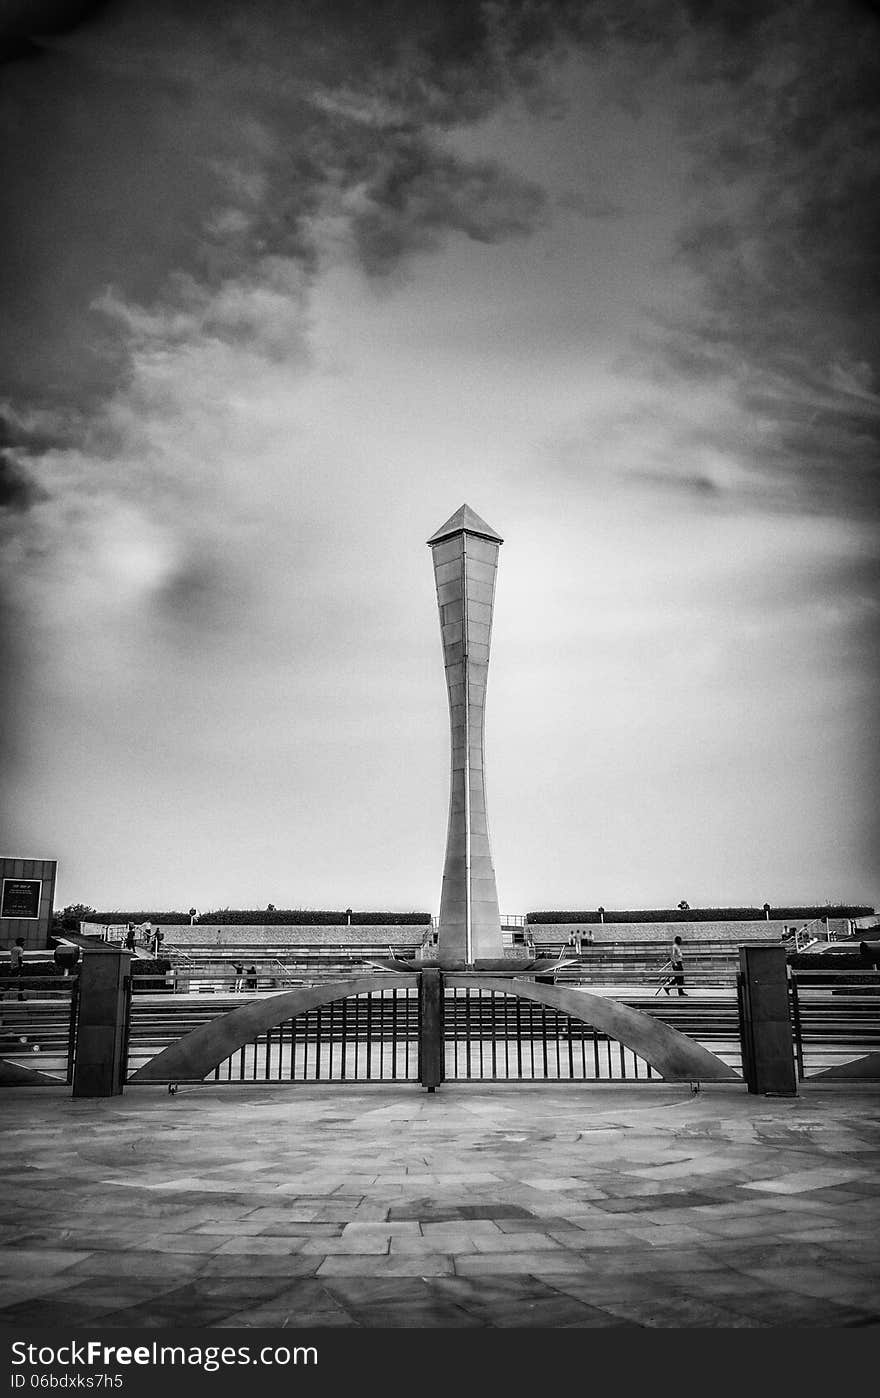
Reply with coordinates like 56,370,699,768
56,912,192,927
526,907,873,924
788,950,879,971
59,909,432,927
192,910,431,926
6,958,171,978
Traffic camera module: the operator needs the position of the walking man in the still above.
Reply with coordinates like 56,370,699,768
667,935,687,996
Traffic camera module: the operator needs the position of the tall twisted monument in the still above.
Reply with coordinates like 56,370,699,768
428,505,504,966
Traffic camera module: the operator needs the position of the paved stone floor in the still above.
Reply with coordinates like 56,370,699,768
0,1082,878,1329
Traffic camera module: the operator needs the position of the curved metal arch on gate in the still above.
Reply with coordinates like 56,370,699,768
127,970,739,1085
128,975,415,1083
446,975,740,1082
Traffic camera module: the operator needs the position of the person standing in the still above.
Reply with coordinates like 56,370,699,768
10,938,25,1000
231,961,244,993
245,964,258,993
667,935,687,996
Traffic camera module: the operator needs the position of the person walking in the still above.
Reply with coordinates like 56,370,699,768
667,935,687,996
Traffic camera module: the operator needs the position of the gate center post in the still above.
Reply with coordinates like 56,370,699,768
419,968,445,1091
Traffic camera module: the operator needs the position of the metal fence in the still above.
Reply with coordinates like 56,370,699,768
443,985,656,1081
5,967,876,1090
126,985,421,1084
0,976,78,1083
790,972,880,1080
123,983,745,1085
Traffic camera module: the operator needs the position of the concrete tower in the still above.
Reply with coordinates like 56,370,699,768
428,505,504,966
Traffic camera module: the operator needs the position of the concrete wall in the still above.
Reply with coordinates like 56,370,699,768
523,919,850,947
1,856,57,951
141,924,425,949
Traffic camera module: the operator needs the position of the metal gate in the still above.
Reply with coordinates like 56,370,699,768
126,984,421,1084
0,975,78,1085
443,986,658,1081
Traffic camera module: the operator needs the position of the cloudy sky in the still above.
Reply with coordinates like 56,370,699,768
2,0,878,917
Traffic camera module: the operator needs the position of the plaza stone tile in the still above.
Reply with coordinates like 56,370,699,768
0,1275,88,1308
213,1304,358,1328
389,1232,477,1254
195,1253,322,1279
470,1231,563,1253
316,1253,454,1277
131,1233,227,1254
742,1168,870,1194
300,1234,390,1255
2,1082,879,1327
712,1287,879,1327
623,1222,716,1247
318,1292,482,1329
213,1235,311,1255
454,1251,592,1276
341,1219,421,1235
432,1276,638,1329
61,1252,209,1281
0,1247,93,1276
188,1220,274,1235
595,1295,766,1328
240,1205,323,1222
0,1298,132,1328
736,1263,879,1307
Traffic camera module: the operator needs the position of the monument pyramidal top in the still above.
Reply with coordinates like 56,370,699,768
426,503,504,546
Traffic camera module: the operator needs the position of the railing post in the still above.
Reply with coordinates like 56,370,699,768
72,947,131,1097
738,945,797,1096
789,972,805,1081
419,968,444,1092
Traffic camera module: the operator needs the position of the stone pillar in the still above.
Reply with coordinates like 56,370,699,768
428,505,504,966
72,948,131,1097
418,969,444,1091
738,945,797,1096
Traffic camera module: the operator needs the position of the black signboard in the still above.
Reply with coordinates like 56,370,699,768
1,878,42,919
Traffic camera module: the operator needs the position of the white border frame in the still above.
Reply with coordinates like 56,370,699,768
1,877,43,920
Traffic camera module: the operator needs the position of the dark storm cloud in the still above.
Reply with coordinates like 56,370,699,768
3,0,877,523
0,0,594,459
0,454,48,512
347,132,546,274
658,0,880,517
